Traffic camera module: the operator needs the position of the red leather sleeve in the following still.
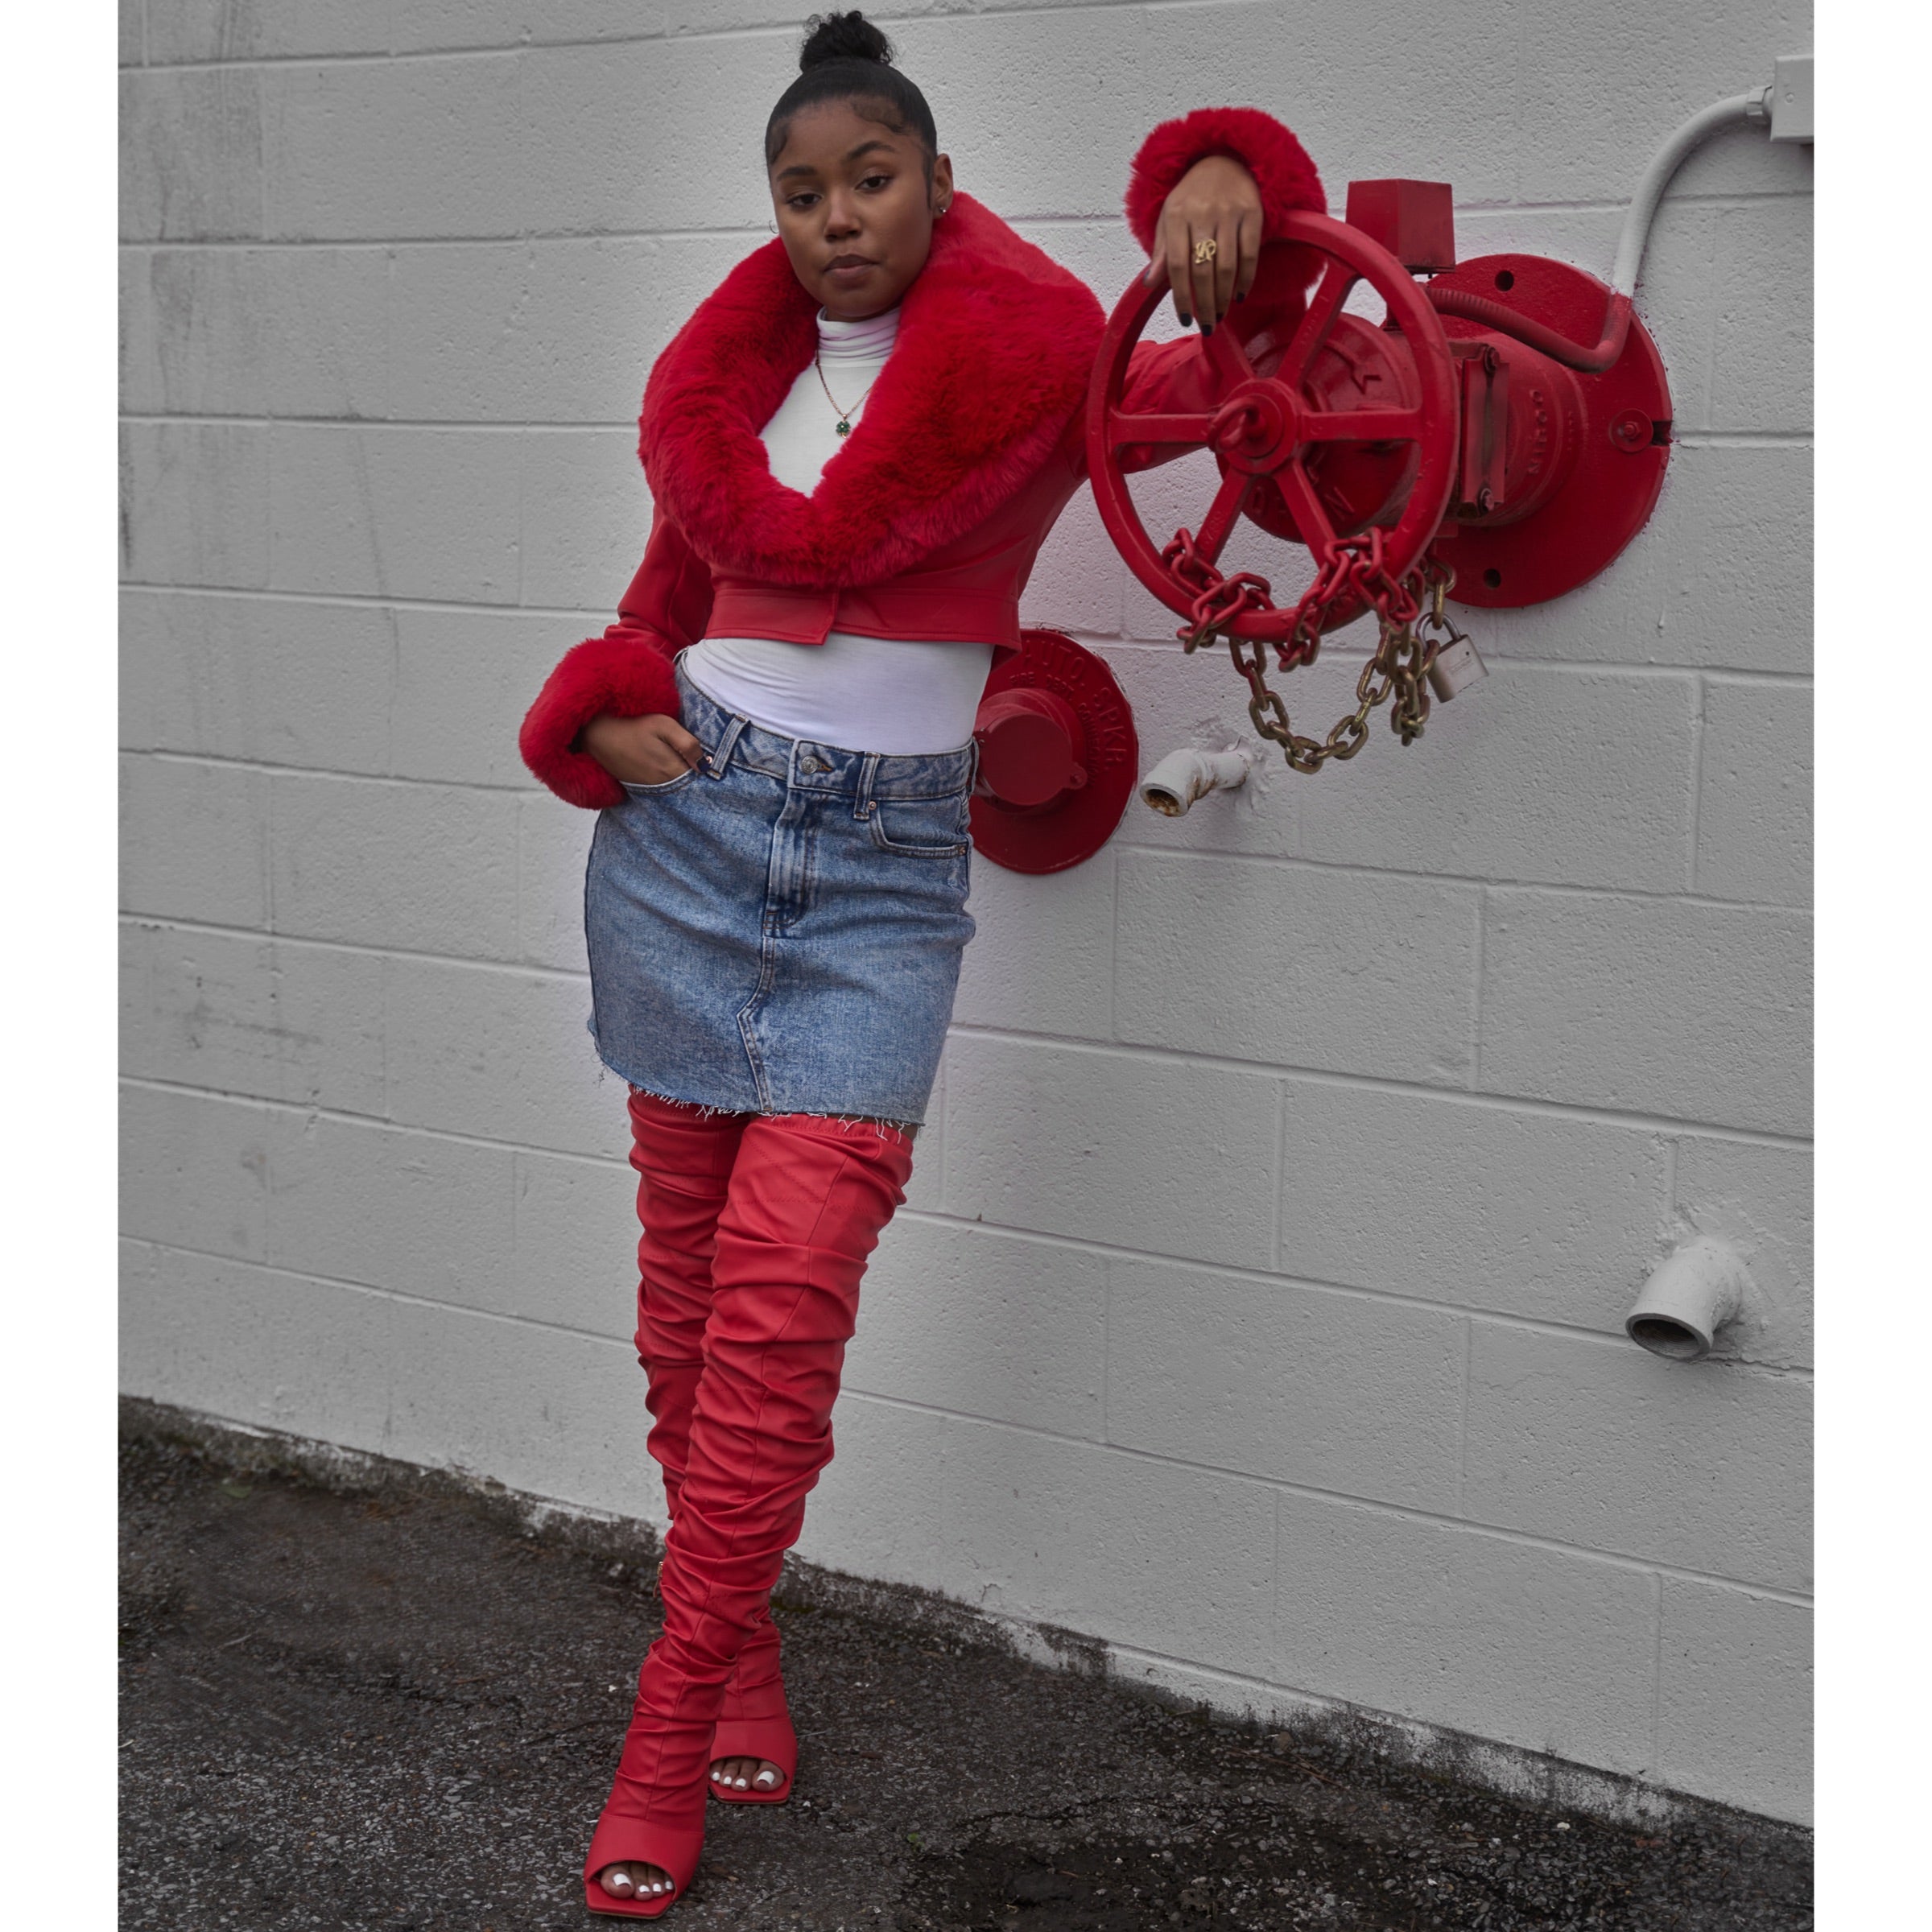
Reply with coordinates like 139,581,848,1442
518,506,715,809
1124,105,1326,253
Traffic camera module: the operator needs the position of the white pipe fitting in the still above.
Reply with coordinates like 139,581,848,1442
1625,1237,1753,1361
1140,746,1252,817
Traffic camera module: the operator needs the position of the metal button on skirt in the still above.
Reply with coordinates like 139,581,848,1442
584,660,976,1125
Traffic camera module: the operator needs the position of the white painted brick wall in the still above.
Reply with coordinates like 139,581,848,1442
118,0,1812,1823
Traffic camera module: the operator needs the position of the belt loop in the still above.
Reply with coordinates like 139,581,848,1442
854,751,881,821
707,712,748,778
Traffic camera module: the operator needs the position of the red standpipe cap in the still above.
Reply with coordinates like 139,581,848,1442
969,630,1139,876
975,687,1087,811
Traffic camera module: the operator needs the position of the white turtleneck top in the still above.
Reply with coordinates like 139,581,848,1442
682,304,995,755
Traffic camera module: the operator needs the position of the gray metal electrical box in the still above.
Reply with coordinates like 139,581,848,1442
1769,54,1813,142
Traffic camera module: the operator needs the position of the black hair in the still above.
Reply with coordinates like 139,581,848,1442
764,11,939,184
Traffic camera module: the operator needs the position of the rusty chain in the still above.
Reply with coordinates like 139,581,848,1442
1162,522,1468,775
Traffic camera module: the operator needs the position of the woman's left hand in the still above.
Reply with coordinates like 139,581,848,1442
1141,154,1264,333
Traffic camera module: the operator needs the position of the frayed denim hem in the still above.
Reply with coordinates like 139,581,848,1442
624,1080,919,1143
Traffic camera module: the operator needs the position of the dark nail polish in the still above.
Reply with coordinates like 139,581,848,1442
1236,290,1247,302
1178,313,1191,328
1201,320,1214,336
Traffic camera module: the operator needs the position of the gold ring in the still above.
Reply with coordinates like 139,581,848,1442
1192,237,1218,264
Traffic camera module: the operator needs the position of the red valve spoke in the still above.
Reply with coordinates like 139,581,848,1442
1203,323,1256,387
1107,409,1216,448
1300,407,1423,444
1193,469,1256,564
1278,259,1356,384
1271,457,1339,555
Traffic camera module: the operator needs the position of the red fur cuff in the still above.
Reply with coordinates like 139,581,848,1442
1125,106,1327,253
518,630,681,810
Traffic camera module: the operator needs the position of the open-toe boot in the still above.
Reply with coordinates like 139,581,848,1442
583,1653,714,1918
708,1612,795,1803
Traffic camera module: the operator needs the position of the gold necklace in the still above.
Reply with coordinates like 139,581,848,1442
814,355,880,436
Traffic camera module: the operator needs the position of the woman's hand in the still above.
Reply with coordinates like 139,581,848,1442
1141,153,1264,334
581,711,704,787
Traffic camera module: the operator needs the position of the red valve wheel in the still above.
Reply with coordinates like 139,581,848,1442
1085,211,1461,644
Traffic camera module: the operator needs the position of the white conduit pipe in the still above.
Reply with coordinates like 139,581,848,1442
1609,90,1768,298
1427,86,1773,371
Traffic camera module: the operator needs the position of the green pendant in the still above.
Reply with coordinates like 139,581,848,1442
835,419,852,436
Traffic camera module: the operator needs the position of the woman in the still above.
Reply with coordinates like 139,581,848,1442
519,11,1325,1917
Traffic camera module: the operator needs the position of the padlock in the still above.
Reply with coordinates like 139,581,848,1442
1426,633,1488,701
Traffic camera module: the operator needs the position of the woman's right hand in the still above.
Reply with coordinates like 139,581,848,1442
581,711,704,786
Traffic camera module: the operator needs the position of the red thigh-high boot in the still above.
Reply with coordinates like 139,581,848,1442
625,1090,748,1524
626,1090,786,1798
585,1113,914,1916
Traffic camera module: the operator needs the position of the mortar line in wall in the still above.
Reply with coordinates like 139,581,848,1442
1109,842,1812,915
1096,640,1815,683
118,621,1820,694
119,1071,630,1170
112,185,1811,246
513,398,529,613
1099,1250,1113,1449
119,583,1819,684
1699,208,1727,435
123,580,616,625
1686,676,1708,894
133,1233,639,1351
892,1208,1814,1379
120,746,1817,916
125,2,1168,79
116,915,1815,1149
942,1023,1814,1149
1104,844,1121,1044
1471,886,1488,1092
113,409,1820,450
1269,1080,1286,1272
114,1071,1816,1374
126,1220,1812,1606
1697,667,1815,688
1649,1571,1666,1773
134,747,569,799
1455,1317,1472,1517
120,412,645,431
122,908,595,982
836,1387,1814,1606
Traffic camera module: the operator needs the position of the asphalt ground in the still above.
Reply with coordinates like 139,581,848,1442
119,1405,1812,1932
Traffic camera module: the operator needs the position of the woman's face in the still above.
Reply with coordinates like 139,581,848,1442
768,99,954,320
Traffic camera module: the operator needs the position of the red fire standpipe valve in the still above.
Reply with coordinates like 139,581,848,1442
969,630,1138,874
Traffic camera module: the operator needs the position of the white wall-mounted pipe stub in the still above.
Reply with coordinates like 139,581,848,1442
1140,747,1252,817
1625,1237,1753,1360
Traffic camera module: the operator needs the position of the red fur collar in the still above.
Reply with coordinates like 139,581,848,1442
639,193,1103,587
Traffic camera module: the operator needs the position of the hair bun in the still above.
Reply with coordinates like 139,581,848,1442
799,10,894,72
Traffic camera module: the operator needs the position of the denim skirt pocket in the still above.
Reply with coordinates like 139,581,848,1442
620,765,700,798
868,793,971,857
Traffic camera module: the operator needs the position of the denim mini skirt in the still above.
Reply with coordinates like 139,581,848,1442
583,659,976,1125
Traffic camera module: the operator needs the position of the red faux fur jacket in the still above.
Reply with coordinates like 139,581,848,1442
521,107,1325,808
